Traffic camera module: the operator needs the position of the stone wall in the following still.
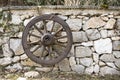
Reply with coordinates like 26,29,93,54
0,6,120,75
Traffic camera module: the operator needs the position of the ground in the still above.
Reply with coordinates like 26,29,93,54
0,71,120,80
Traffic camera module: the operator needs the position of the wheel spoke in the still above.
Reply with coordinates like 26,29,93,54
34,25,43,35
44,46,53,60
27,40,41,45
55,41,66,47
43,20,48,33
53,27,63,36
31,45,41,53
29,33,41,38
48,46,52,54
50,21,55,33
55,35,67,40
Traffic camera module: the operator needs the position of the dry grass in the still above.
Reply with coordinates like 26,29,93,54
1,71,120,80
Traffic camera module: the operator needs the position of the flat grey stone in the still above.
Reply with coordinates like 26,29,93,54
0,57,12,66
11,14,22,25
80,58,93,67
12,56,20,63
100,17,109,21
17,77,27,80
57,15,68,20
10,39,24,55
104,18,116,29
93,53,99,63
83,17,106,30
113,51,120,58
116,30,120,36
35,67,52,72
100,54,116,62
100,66,120,75
115,59,120,69
107,30,117,37
106,62,117,69
94,64,100,74
66,19,82,31
2,43,13,57
85,66,94,74
71,65,85,74
59,58,71,71
100,30,107,38
113,41,120,50
94,38,112,54
69,57,76,66
117,19,120,29
81,41,93,47
72,32,88,42
86,29,101,40
99,61,106,66
111,37,120,41
76,46,92,57
24,71,40,78
6,63,22,71
20,54,28,60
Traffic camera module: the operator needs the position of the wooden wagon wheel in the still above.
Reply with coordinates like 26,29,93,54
22,14,73,66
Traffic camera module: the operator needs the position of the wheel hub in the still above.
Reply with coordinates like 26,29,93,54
41,33,54,46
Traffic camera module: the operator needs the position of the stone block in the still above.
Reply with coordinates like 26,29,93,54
35,67,52,72
100,17,109,21
100,30,107,38
100,66,120,75
107,30,117,37
94,64,100,74
104,19,116,29
117,19,120,29
113,41,120,50
83,17,106,30
106,63,116,69
113,51,120,58
99,61,106,66
57,15,68,20
115,59,120,69
11,14,22,25
86,29,101,40
76,46,92,57
111,37,120,41
12,56,20,63
71,65,85,74
0,57,12,66
10,39,24,55
94,38,112,54
100,54,116,62
2,43,13,57
72,32,88,43
24,71,40,78
69,57,76,66
80,58,93,67
58,58,71,71
85,66,94,74
66,19,82,31
81,41,93,47
93,53,99,63
5,63,23,71
17,77,27,80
